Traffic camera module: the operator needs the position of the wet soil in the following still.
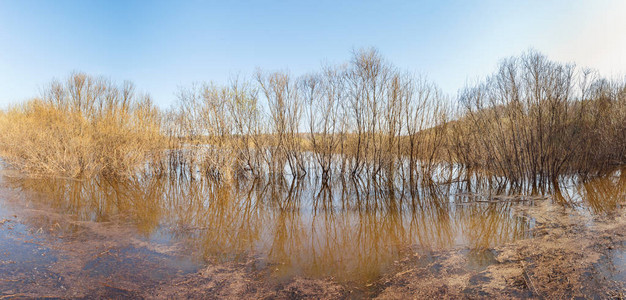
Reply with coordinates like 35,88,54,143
375,201,626,299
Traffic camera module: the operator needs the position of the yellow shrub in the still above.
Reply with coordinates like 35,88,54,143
0,74,163,178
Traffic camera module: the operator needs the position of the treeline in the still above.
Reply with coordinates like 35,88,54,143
0,49,624,189
168,49,448,185
451,52,626,187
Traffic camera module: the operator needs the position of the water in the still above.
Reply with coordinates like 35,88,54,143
0,169,624,296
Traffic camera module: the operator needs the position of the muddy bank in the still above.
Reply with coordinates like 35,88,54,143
376,201,626,299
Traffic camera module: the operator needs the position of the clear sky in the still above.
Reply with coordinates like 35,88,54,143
1,0,625,108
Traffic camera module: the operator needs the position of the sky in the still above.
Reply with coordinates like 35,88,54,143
1,0,625,108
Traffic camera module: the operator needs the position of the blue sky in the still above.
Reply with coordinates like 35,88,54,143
1,0,625,108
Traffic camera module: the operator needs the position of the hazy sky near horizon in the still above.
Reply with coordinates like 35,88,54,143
1,0,625,108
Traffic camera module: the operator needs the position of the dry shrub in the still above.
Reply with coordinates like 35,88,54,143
451,51,626,186
0,73,162,178
174,82,245,181
2,50,624,187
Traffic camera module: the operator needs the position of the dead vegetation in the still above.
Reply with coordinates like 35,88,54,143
0,49,624,190
450,51,626,190
0,73,163,178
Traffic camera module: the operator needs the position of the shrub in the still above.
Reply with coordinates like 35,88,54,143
0,73,162,178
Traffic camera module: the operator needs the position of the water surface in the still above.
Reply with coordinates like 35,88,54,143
0,169,624,296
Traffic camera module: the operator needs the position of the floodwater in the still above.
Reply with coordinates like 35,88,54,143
0,169,624,298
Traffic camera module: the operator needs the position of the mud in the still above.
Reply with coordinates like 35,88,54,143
375,201,626,299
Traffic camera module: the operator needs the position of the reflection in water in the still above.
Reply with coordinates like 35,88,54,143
553,168,626,215
5,170,624,283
